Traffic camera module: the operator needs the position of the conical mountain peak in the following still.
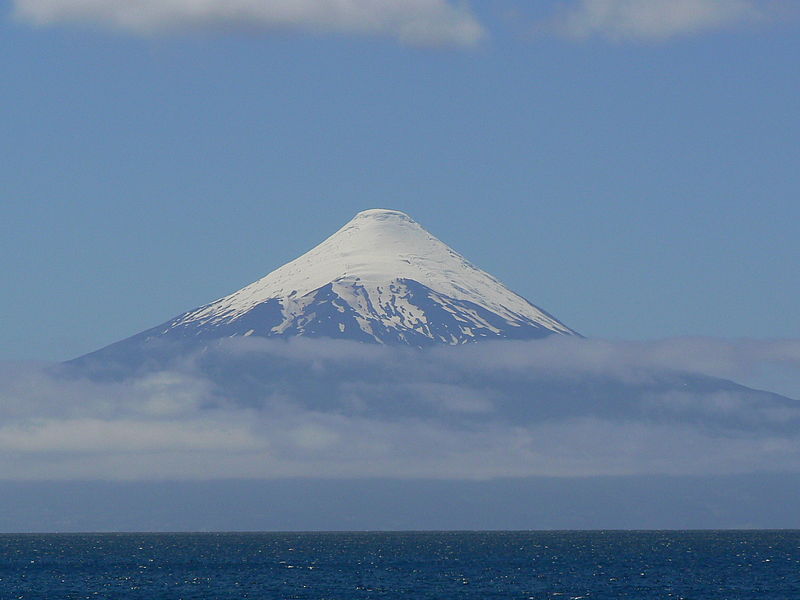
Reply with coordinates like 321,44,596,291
87,210,578,352
164,208,577,344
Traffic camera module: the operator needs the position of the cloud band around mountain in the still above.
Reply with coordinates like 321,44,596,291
0,336,798,482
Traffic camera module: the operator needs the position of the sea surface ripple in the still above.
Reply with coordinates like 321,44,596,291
1,530,799,599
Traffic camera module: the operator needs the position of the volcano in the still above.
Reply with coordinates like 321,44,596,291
78,209,578,363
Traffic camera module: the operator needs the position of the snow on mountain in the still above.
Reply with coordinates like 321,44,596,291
80,209,578,356
168,209,577,344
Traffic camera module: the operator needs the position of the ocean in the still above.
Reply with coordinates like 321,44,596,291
1,531,798,599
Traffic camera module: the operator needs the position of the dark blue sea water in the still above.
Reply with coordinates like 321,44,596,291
1,531,798,599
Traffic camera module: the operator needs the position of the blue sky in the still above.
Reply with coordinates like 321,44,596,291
2,0,799,361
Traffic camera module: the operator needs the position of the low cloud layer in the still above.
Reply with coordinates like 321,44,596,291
13,0,485,46
1,336,799,481
546,0,763,41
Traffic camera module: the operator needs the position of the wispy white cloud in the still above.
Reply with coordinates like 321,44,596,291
12,0,485,46
545,0,763,41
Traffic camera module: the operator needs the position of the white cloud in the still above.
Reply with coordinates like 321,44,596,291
0,336,798,481
13,0,485,46
431,336,800,395
547,0,762,41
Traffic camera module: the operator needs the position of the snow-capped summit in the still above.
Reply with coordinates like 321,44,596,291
163,208,577,345
81,209,578,356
